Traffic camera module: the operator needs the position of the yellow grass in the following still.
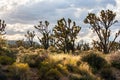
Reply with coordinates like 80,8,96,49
49,53,81,65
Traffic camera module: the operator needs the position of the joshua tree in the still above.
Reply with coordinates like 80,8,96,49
25,30,35,47
34,21,51,49
53,18,81,53
84,10,120,53
0,19,6,48
0,19,6,35
16,39,25,47
77,40,90,51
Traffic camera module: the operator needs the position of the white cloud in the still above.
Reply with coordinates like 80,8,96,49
74,8,87,18
76,29,98,43
5,34,24,40
5,23,43,42
0,0,44,17
114,0,120,20
7,23,33,32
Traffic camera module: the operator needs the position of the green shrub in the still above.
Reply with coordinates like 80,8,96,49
109,52,120,69
0,73,7,80
69,75,80,80
112,61,120,69
26,54,42,68
100,68,116,80
79,69,97,80
0,47,17,58
38,59,70,80
81,53,107,72
66,64,80,73
79,76,95,80
8,62,30,80
69,71,96,80
56,64,69,75
48,46,57,53
38,61,64,80
76,61,81,66
18,52,48,68
45,68,62,80
0,56,15,65
38,61,53,79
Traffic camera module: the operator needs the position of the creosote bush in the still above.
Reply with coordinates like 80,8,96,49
81,53,107,72
8,62,30,80
45,68,63,80
0,56,15,65
108,52,120,69
66,64,80,73
56,64,69,75
100,68,116,80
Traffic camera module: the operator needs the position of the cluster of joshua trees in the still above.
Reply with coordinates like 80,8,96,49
0,10,120,54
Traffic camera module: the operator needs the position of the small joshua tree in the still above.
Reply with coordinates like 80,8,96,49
0,19,6,35
25,30,35,47
84,10,120,54
0,19,6,48
16,39,25,47
34,21,51,49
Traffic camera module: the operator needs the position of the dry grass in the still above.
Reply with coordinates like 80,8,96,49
49,53,81,65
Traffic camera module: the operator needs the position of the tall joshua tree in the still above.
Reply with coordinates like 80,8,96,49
25,30,35,47
53,18,81,53
0,19,6,35
0,19,6,47
84,10,120,54
34,21,51,49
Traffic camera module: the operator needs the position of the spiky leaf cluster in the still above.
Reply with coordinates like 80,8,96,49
53,18,81,53
35,21,52,49
25,30,35,47
0,20,6,35
84,10,120,53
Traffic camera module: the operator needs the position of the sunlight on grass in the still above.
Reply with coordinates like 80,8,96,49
49,53,81,65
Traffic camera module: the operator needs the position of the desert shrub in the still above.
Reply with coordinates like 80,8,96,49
56,64,69,75
48,46,57,53
22,54,39,67
0,37,7,48
38,61,61,80
0,56,15,65
0,73,7,80
112,61,120,69
66,64,80,73
0,47,17,58
79,70,99,80
69,75,80,80
17,50,49,68
5,49,18,58
76,60,81,66
45,68,63,80
100,68,116,80
8,62,30,80
38,61,53,79
69,70,96,80
81,53,107,72
108,52,120,69
38,60,69,80
79,76,95,80
79,66,97,80
0,47,10,55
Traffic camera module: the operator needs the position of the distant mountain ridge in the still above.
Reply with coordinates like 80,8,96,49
7,40,39,45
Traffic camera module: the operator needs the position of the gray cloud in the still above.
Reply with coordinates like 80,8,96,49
2,0,116,24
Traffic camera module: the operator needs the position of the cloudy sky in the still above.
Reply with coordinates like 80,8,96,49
0,0,120,43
